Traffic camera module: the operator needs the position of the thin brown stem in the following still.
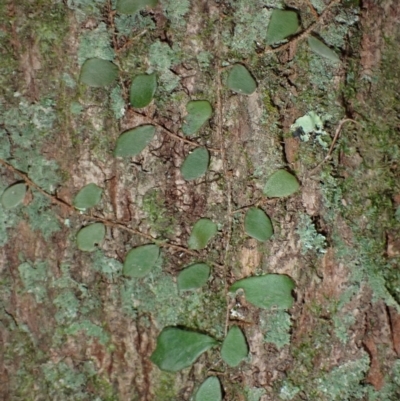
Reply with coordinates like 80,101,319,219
130,110,221,153
263,0,342,56
0,158,202,260
308,118,361,175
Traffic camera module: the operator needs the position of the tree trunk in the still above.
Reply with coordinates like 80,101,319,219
1,0,400,400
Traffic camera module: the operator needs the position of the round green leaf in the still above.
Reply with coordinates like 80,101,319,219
76,223,106,252
245,207,273,241
150,327,217,372
73,183,103,210
221,325,248,367
266,10,300,45
227,64,257,95
181,147,209,181
1,183,26,209
182,100,213,136
188,218,217,250
195,377,222,401
114,125,156,157
263,170,300,198
123,244,160,278
229,274,295,310
178,263,211,291
116,0,158,14
80,58,119,87
308,36,340,63
130,73,157,108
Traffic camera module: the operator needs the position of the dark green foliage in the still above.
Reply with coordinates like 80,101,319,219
221,325,248,367
182,100,213,136
130,73,157,108
114,125,156,157
1,183,26,209
194,377,222,401
308,36,340,63
263,170,300,198
123,244,160,277
80,58,119,87
177,263,211,291
73,183,103,210
188,218,217,250
150,327,217,371
227,64,257,95
266,10,300,45
230,274,295,310
181,147,210,180
244,207,273,241
76,223,106,252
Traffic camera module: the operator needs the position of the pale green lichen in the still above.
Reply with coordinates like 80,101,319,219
161,0,190,27
226,0,272,56
261,309,292,349
18,260,48,303
78,22,115,65
245,386,266,401
316,352,370,400
296,213,327,255
279,381,300,400
110,85,126,119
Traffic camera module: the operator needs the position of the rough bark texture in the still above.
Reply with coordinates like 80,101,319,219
1,0,400,400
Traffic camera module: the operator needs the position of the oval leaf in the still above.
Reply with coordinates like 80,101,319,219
116,0,158,14
114,125,156,157
227,64,257,95
123,244,160,278
178,263,211,291
80,58,119,87
1,183,26,209
245,207,273,241
76,223,105,252
221,325,248,367
182,100,213,136
130,73,157,108
308,36,340,63
229,274,295,310
266,10,300,45
263,170,300,198
195,377,222,401
188,218,217,250
181,147,210,181
150,327,217,372
73,183,103,210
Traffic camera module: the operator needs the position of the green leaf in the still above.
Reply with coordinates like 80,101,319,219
195,377,222,401
188,218,217,250
263,170,300,198
114,125,156,157
1,183,26,209
245,207,273,241
123,244,160,278
150,327,217,372
116,0,158,14
73,183,103,210
227,64,257,95
178,263,211,291
266,10,300,45
130,73,157,108
221,325,248,367
230,274,295,310
80,58,119,87
181,147,210,181
182,100,213,136
308,36,340,63
76,223,106,252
